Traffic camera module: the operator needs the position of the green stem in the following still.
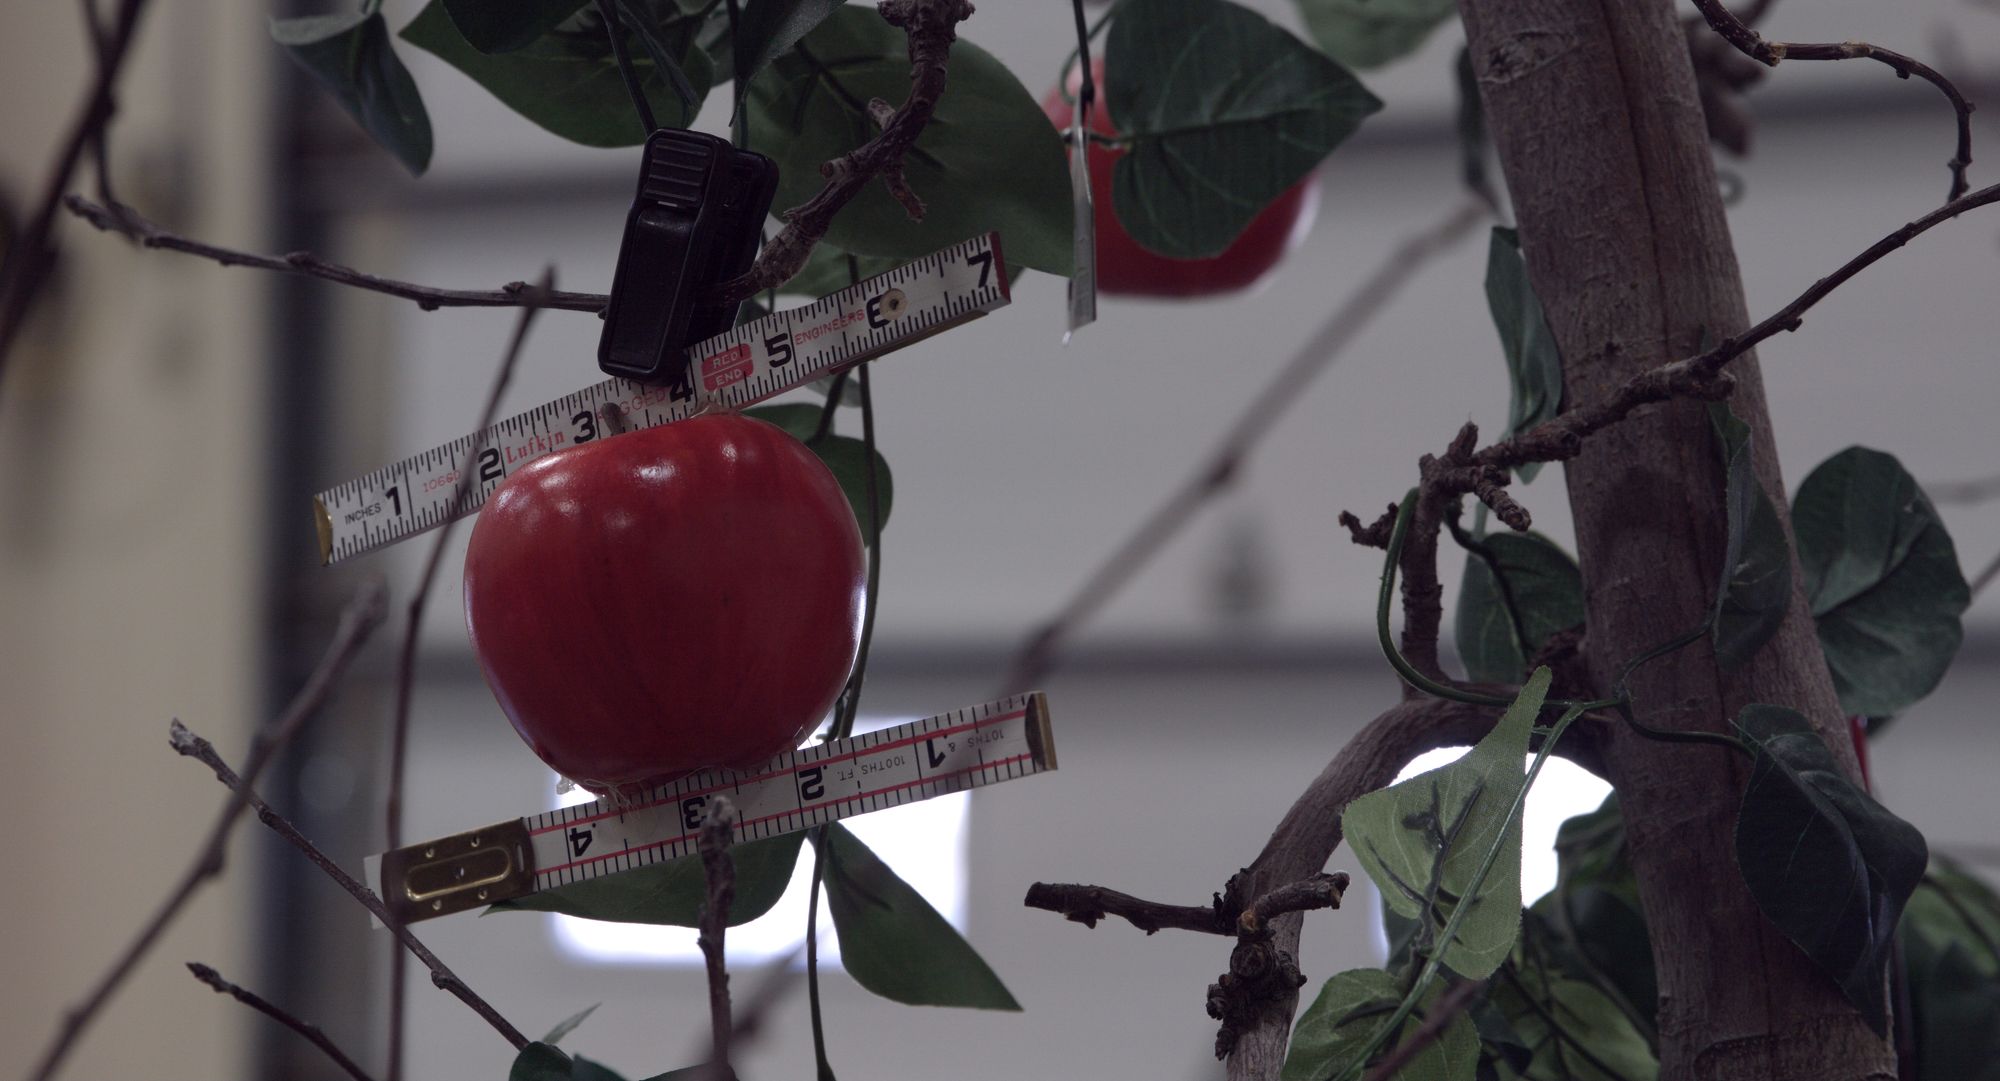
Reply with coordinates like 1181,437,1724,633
1444,507,1536,671
804,832,836,1081
1606,624,1754,756
1330,704,1591,1081
1056,1,1119,106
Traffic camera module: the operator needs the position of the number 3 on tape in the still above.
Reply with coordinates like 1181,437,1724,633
313,232,1009,566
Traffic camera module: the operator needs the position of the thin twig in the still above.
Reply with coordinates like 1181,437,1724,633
185,963,379,1081
1687,0,1976,200
384,269,553,1081
0,0,149,383
998,200,1485,694
172,724,531,1052
61,196,605,313
23,582,387,1081
712,0,977,302
1021,883,1233,935
697,797,739,1080
1237,872,1350,934
1356,979,1484,1081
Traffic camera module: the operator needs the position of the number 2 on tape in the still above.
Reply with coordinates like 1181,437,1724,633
313,232,1009,566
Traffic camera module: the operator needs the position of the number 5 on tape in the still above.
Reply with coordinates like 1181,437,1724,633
367,692,1055,925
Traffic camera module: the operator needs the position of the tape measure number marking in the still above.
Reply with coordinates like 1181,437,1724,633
372,691,1054,924
315,232,1009,565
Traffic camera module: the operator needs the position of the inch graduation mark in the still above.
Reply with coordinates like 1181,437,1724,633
313,232,1010,566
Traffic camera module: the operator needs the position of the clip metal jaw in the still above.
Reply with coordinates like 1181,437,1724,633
597,129,779,388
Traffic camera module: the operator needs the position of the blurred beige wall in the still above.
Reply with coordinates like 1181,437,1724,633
1,3,268,1079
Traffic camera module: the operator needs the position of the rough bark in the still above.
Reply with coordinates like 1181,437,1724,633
1457,0,1891,1078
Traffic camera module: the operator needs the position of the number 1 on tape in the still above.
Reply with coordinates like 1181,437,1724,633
313,232,1009,566
367,692,1054,925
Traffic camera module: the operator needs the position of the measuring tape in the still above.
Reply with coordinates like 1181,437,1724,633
313,231,1010,565
368,692,1053,925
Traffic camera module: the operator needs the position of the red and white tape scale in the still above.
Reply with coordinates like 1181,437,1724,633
311,229,1009,566
367,694,1054,924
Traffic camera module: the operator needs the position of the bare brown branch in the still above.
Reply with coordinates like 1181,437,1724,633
24,581,387,1081
185,963,378,1081
385,270,553,1081
172,724,530,1053
1687,0,1976,200
61,196,605,313
697,798,739,1079
712,0,977,302
1022,883,1233,935
999,201,1485,695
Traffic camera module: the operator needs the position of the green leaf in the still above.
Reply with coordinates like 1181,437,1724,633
776,243,904,298
443,0,587,53
1530,795,1658,1037
819,823,1019,1009
1793,447,1969,716
485,831,804,925
1107,0,1380,258
401,0,710,147
1907,940,2000,1081
1491,974,1658,1081
1345,670,1550,980
1706,401,1793,670
1733,703,1929,1033
731,0,845,112
510,1043,576,1081
541,1003,599,1046
1483,228,1561,482
1284,968,1479,1081
745,8,1072,276
1907,858,2000,974
272,11,433,175
742,404,894,541
1453,533,1585,684
1294,0,1458,70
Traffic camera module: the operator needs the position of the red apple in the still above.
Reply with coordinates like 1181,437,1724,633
463,413,866,797
1043,58,1318,298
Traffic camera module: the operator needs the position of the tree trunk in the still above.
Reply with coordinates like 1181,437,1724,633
1456,0,1894,1077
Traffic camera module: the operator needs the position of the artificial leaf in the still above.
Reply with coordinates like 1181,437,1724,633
745,8,1072,275
1491,974,1659,1081
401,0,709,147
1284,967,1479,1081
730,0,845,112
777,243,903,298
1793,447,1969,716
485,831,804,925
1454,533,1585,684
1106,0,1380,258
272,11,433,175
1345,670,1551,980
1733,703,1929,1033
1907,857,2000,972
1484,229,1561,482
1531,795,1658,1036
819,824,1019,1009
542,1003,600,1045
742,404,894,540
1902,865,2000,1081
617,0,703,112
1706,401,1792,669
1294,0,1458,70
443,0,587,53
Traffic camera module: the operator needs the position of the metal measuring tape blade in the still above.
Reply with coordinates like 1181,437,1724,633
366,692,1055,925
312,231,1010,565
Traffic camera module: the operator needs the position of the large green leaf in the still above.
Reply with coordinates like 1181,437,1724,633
819,824,1019,1009
776,243,904,298
1106,0,1380,258
1903,860,2000,1081
731,0,845,112
1284,968,1479,1081
742,404,894,542
443,0,588,53
1491,973,1659,1081
1484,228,1561,482
541,1003,599,1046
1454,533,1585,684
1733,704,1929,1033
745,8,1071,276
485,831,804,925
401,0,711,147
1294,0,1458,70
272,11,433,175
1530,796,1657,1038
1706,402,1792,670
1345,670,1550,980
1793,447,1969,716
